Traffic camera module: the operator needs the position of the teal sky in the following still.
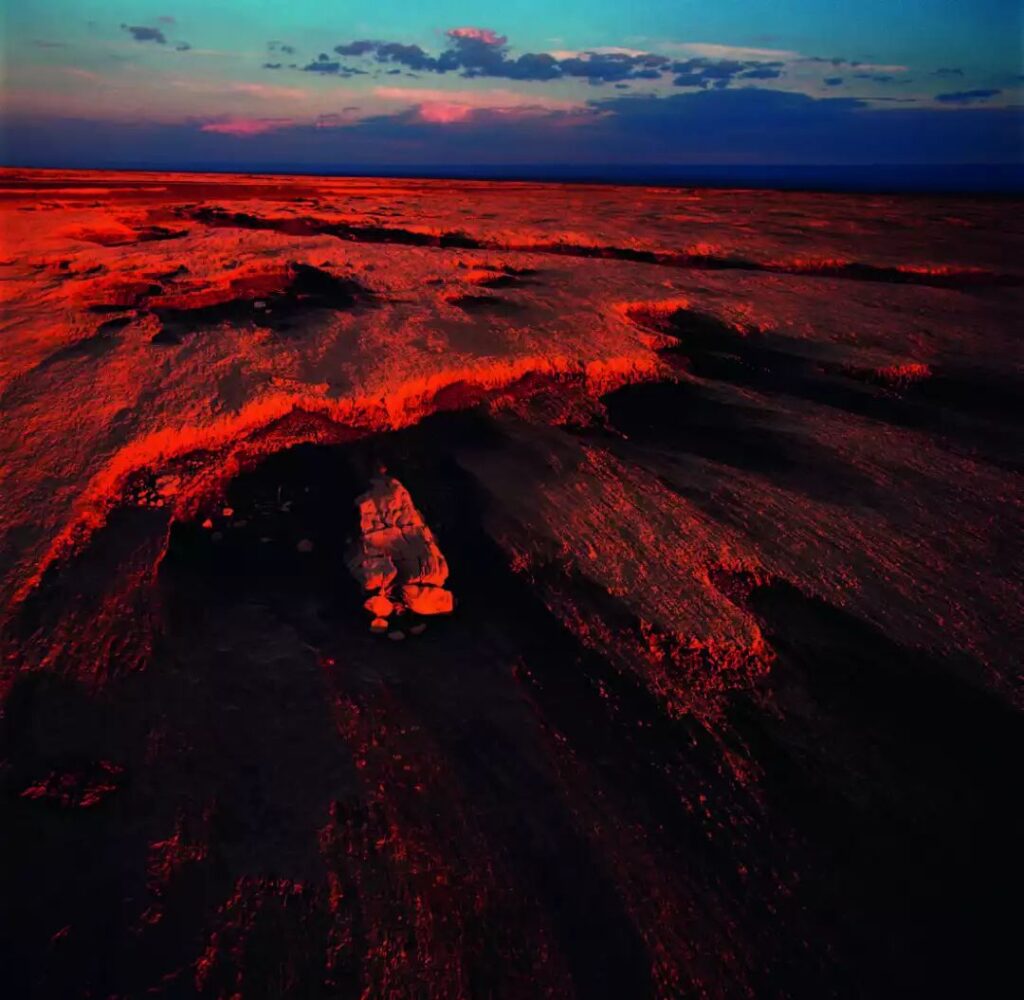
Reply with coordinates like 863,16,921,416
1,2,1021,169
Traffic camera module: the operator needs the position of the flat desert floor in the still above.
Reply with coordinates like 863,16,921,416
1,169,1022,998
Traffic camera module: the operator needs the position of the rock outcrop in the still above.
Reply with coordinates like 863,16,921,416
347,474,454,631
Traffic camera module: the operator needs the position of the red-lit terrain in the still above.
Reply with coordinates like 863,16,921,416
1,168,1022,999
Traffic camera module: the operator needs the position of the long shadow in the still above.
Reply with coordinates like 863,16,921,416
721,574,1023,999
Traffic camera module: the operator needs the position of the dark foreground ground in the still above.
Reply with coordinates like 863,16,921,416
1,169,1022,998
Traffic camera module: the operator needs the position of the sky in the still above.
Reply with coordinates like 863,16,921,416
1,1,1021,173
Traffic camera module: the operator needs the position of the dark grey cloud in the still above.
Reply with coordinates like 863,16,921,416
824,77,844,87
935,88,1002,104
933,67,964,77
263,62,282,70
32,39,68,48
557,52,667,82
669,57,782,89
300,53,367,77
321,28,683,85
302,56,341,74
121,24,167,44
176,42,191,52
374,41,446,73
334,40,377,57
268,41,296,55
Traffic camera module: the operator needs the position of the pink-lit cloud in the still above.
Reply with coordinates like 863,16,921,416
199,117,296,136
446,27,507,46
374,85,583,116
416,102,476,123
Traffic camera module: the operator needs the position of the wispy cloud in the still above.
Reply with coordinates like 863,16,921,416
664,42,800,61
199,116,296,135
935,88,1001,104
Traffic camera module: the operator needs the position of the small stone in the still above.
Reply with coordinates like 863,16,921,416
222,507,234,517
387,630,406,641
409,623,427,636
201,518,214,529
296,538,314,553
402,583,454,616
370,617,389,634
364,593,394,618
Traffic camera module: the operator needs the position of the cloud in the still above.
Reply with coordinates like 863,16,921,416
121,24,167,44
199,117,295,136
670,57,782,89
935,89,1002,104
176,42,191,52
849,61,910,73
375,41,445,72
665,42,800,62
801,57,909,73
739,66,783,80
324,28,674,84
373,84,585,120
334,41,377,57
448,27,507,46
269,41,296,55
933,67,965,77
824,77,844,87
32,39,67,48
303,56,342,74
157,15,176,25
315,110,361,128
300,54,366,77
